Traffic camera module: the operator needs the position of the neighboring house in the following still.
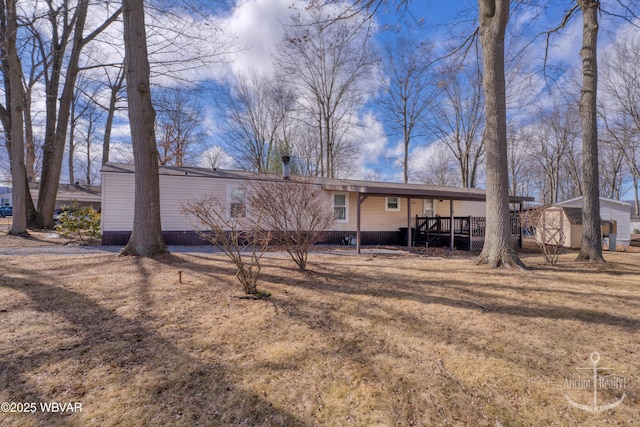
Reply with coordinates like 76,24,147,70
540,196,631,248
629,202,640,235
101,163,533,251
3,182,102,211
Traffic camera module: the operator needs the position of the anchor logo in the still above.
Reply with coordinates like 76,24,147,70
564,351,627,414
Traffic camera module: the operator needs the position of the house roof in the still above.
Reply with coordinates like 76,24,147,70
27,182,101,203
562,207,583,225
101,163,534,203
556,196,631,207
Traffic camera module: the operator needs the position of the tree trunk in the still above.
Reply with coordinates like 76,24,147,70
37,0,90,228
120,0,167,257
68,96,76,185
24,89,35,181
576,0,604,262
476,0,525,269
102,67,125,165
634,174,639,216
5,0,27,234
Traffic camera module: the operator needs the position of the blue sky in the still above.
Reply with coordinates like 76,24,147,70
3,0,637,200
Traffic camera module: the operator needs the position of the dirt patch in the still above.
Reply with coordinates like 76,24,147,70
0,233,639,426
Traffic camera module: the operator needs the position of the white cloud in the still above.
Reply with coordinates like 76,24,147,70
347,112,389,179
199,145,235,169
223,0,300,78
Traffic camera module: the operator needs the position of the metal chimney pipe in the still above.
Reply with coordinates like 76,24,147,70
282,155,291,180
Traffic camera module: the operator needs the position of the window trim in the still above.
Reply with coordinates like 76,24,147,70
227,185,247,219
332,192,349,222
385,196,400,212
423,198,435,217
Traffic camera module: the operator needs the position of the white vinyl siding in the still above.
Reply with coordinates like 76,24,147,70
434,200,486,217
101,169,495,236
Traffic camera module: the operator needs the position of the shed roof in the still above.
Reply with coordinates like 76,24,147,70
101,163,534,203
556,196,630,207
562,207,583,225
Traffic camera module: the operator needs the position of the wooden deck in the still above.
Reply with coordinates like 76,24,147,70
414,216,521,251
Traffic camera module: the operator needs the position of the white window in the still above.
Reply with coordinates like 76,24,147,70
332,193,348,221
424,199,435,217
385,196,400,211
228,186,246,218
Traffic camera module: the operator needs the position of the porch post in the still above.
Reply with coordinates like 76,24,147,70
519,202,523,249
468,215,472,251
407,197,412,249
449,199,454,251
357,192,362,254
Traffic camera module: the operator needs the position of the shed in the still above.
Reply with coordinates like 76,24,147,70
554,196,631,247
536,207,583,249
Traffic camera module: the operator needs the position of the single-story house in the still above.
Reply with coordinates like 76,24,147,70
2,182,102,211
100,162,534,251
553,196,631,247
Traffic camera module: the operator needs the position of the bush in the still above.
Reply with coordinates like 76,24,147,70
54,200,101,244
520,207,565,266
247,178,335,270
183,196,270,297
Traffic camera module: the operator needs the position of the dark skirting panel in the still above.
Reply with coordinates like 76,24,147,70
102,230,402,246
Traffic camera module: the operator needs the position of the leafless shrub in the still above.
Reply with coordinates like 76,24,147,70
183,196,270,296
247,178,335,270
522,207,566,266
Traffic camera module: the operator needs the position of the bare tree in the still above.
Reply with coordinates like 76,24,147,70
68,80,102,185
183,195,270,297
2,0,27,234
430,58,485,188
77,103,102,186
507,127,535,198
218,71,292,172
380,37,437,183
248,178,335,270
155,90,206,167
21,32,46,183
600,34,640,214
575,0,604,262
598,140,626,200
527,207,566,266
476,0,525,268
101,64,126,165
120,0,167,257
528,102,580,204
201,145,233,170
34,0,121,228
413,142,459,187
279,5,377,178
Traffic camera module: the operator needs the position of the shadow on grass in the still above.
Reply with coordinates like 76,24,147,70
268,257,640,331
0,264,307,427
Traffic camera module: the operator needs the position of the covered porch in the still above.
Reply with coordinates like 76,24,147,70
321,181,533,254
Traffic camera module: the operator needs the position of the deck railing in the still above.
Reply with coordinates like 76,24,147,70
413,215,520,250
415,215,519,238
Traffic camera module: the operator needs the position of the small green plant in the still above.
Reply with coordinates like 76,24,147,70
633,228,639,235
55,200,101,244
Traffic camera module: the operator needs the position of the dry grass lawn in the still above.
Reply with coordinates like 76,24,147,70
0,229,638,426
